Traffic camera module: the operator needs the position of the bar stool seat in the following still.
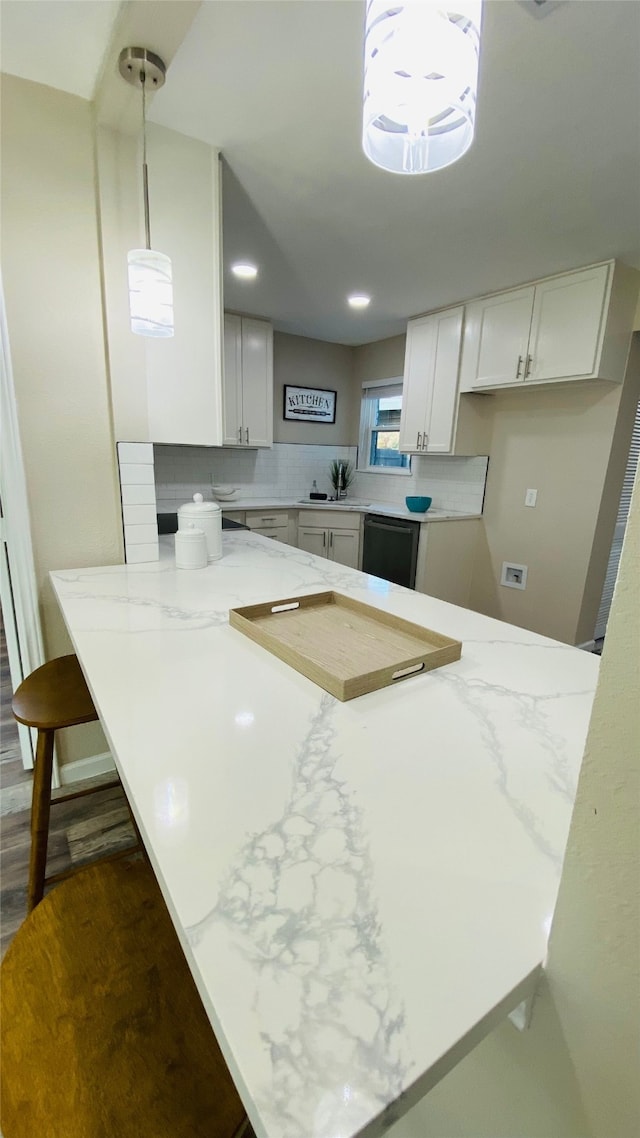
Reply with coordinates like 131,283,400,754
12,653,140,913
0,858,253,1138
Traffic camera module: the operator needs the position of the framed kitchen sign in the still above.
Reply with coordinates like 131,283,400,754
283,385,336,424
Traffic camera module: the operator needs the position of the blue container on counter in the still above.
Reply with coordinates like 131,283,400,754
406,496,432,513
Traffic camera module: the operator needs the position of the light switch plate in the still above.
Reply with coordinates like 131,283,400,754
525,489,538,508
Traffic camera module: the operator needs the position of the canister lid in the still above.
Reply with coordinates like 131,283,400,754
175,524,206,542
178,492,222,517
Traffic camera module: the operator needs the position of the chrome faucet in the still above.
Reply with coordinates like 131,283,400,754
337,462,346,499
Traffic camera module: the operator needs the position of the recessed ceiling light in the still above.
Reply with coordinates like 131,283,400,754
231,262,258,280
348,293,371,309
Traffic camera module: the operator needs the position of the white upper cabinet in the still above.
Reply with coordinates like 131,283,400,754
97,125,225,445
526,265,609,383
462,287,534,389
460,261,638,392
222,315,273,447
399,306,464,454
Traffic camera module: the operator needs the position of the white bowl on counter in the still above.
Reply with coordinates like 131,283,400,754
212,486,237,500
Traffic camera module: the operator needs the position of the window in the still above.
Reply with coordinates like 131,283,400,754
358,379,410,473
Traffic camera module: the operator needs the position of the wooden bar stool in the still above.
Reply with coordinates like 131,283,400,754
12,653,141,913
1,858,254,1138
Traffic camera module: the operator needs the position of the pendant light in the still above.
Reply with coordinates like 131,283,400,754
119,47,174,338
362,1,483,176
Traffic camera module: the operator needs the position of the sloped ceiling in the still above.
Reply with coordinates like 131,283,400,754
2,1,639,344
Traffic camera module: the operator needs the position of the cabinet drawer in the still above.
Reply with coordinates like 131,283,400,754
297,509,360,530
223,511,246,524
251,527,289,543
245,510,289,530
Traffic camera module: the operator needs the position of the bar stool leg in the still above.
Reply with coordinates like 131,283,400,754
27,728,55,914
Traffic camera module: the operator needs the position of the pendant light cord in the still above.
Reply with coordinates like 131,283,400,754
141,72,151,250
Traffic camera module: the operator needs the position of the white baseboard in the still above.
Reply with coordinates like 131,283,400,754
59,751,117,785
576,640,596,652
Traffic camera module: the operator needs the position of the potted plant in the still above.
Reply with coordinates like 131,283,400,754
329,459,354,499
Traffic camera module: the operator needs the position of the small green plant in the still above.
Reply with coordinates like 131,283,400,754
329,459,354,497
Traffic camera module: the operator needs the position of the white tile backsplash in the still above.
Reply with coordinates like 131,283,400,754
117,442,154,464
125,541,160,564
353,454,488,513
153,443,487,516
119,463,155,485
154,443,357,511
123,503,158,526
124,523,159,545
121,483,157,506
117,442,159,564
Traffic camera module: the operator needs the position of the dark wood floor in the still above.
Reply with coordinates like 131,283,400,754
0,607,136,958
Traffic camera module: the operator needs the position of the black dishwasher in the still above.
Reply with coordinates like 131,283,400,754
362,513,420,589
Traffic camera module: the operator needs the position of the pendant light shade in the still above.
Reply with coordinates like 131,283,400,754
127,249,174,338
362,0,483,175
119,47,174,338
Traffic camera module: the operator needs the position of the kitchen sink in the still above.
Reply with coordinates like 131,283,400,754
296,499,371,507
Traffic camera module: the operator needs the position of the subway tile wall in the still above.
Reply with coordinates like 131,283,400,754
117,442,159,563
154,443,356,509
352,454,488,514
154,443,487,515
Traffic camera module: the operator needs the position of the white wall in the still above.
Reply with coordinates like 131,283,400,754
544,461,640,1137
389,465,640,1138
272,332,356,446
1,74,123,766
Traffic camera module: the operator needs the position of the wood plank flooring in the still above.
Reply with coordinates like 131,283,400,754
0,608,136,958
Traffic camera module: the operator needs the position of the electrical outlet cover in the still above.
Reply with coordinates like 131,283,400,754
501,562,528,590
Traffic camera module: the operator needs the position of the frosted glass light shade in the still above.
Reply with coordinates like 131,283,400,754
363,0,482,175
127,248,174,338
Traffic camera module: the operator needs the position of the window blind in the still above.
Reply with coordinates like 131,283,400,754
594,399,640,641
362,381,403,401
616,401,640,524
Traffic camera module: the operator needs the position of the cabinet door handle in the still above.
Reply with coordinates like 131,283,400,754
516,354,523,378
524,355,533,378
238,426,242,443
329,531,333,548
245,427,250,444
422,433,429,451
416,431,422,450
322,531,326,548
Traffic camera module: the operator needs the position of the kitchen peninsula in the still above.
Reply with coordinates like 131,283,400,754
51,531,598,1138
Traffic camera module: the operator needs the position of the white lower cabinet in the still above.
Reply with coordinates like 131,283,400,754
415,519,480,607
297,511,361,569
399,306,464,455
244,509,290,543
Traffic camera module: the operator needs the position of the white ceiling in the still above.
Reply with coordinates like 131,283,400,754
0,0,122,99
2,1,640,345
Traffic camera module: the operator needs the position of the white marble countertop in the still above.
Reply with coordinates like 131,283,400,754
185,497,481,523
51,533,596,1138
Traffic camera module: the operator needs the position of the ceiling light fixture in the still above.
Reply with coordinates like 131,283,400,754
362,0,483,175
231,262,259,280
119,47,174,338
348,294,371,309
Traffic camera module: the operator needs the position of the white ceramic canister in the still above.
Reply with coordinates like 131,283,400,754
177,493,222,562
175,525,208,570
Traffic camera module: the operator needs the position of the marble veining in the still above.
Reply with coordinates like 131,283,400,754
188,693,410,1137
50,531,599,1138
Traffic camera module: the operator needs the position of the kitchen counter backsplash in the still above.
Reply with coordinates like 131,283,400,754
154,443,488,515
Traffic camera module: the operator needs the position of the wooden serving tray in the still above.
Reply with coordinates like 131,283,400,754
229,590,461,701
